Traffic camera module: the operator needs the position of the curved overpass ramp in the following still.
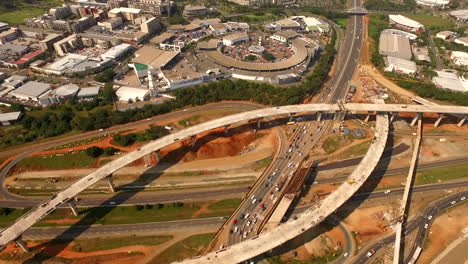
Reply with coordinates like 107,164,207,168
1,103,468,250
176,113,389,264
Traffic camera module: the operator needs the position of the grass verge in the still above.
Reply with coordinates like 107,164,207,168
149,233,215,264
71,235,173,252
16,151,97,170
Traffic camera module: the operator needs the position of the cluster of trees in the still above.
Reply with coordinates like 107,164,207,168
262,53,276,62
0,27,338,148
434,38,468,53
365,0,416,12
134,202,184,211
94,69,116,83
368,15,389,68
113,125,169,147
244,55,257,61
85,146,118,158
397,80,468,106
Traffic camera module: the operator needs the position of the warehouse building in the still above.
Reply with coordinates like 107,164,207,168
384,56,417,74
433,70,468,92
0,111,22,126
101,43,134,60
389,15,424,32
454,36,468,47
223,32,249,46
450,51,468,66
132,46,179,69
449,10,468,22
416,0,450,8
379,31,412,60
116,86,149,102
9,81,51,102
77,86,100,101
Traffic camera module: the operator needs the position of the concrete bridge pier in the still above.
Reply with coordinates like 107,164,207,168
68,201,79,216
458,116,466,127
434,114,444,127
288,114,294,123
316,112,322,122
154,150,160,162
15,236,29,253
364,113,371,123
389,112,395,123
190,135,196,147
223,125,229,134
257,118,261,129
107,175,116,193
410,113,421,126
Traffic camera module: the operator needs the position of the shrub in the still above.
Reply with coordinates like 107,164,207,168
85,146,103,158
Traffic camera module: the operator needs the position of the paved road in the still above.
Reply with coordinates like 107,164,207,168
0,102,265,201
351,190,468,264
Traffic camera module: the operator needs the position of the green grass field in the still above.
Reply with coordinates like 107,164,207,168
149,233,215,264
404,14,455,30
322,136,342,154
207,198,241,211
16,151,97,170
333,140,371,160
334,18,349,29
71,236,173,252
0,0,64,25
416,163,468,185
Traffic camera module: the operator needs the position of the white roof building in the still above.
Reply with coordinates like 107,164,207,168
0,111,21,126
454,37,468,47
101,43,133,60
389,15,424,32
450,51,468,66
116,86,149,102
416,0,450,8
379,32,413,60
435,30,457,40
77,86,100,99
382,29,418,41
384,56,417,74
9,81,51,101
449,10,468,21
433,70,468,92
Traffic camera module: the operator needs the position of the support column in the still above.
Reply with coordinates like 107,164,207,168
107,175,116,193
364,113,370,123
154,150,160,162
190,135,196,147
15,236,29,253
410,113,421,127
257,119,261,129
316,112,322,122
68,200,79,216
458,116,466,127
224,125,229,134
389,112,395,123
434,114,444,128
333,112,337,120
288,114,294,122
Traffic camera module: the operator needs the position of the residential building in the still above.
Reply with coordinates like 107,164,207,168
39,33,63,51
389,14,424,32
98,17,124,30
223,32,249,46
140,17,161,34
108,0,129,9
108,7,142,24
379,31,412,60
384,56,417,74
49,5,72,19
53,35,83,56
210,24,229,35
128,0,172,16
450,51,468,66
183,5,209,16
454,37,468,47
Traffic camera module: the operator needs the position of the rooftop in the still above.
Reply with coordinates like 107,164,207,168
109,7,142,14
101,43,133,59
389,14,424,29
223,32,249,41
379,32,412,60
77,86,100,97
12,81,51,97
150,32,175,44
133,46,179,69
0,112,21,122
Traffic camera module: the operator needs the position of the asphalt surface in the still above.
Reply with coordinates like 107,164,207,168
21,180,468,240
220,0,365,247
0,102,264,201
351,190,468,264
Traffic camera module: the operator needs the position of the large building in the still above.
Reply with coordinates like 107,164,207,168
379,32,412,60
381,29,417,41
183,5,209,16
454,36,468,47
389,15,424,32
43,53,112,75
9,81,51,102
433,70,468,92
416,0,450,8
0,28,20,45
53,35,82,56
265,19,301,31
450,51,468,66
101,43,134,60
128,0,172,16
223,32,249,46
132,46,179,69
384,56,417,74
140,17,161,34
116,86,149,102
108,7,142,24
39,34,64,51
449,10,468,22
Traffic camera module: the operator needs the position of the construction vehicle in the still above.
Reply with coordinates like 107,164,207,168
348,179,357,184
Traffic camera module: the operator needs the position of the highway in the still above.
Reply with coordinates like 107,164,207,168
20,180,468,240
351,190,468,264
0,102,265,201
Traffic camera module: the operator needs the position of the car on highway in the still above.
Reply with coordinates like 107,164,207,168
427,215,432,220
424,223,429,229
252,199,257,204
451,201,457,205
244,213,250,219
366,249,375,258
233,219,237,225
384,190,391,194
343,252,348,257
461,196,466,201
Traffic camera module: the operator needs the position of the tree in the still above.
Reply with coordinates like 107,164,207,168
104,147,118,156
85,146,103,157
94,69,116,83
100,82,114,104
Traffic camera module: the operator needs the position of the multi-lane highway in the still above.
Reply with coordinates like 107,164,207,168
351,191,468,264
